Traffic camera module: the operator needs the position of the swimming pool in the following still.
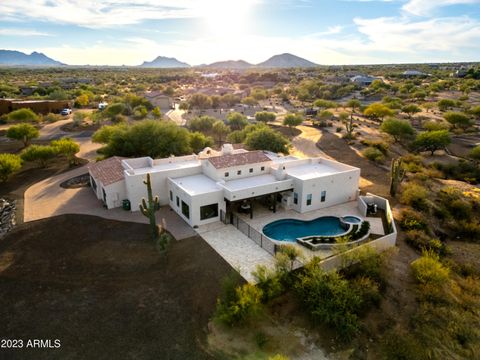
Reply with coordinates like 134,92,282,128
342,215,362,224
262,216,349,242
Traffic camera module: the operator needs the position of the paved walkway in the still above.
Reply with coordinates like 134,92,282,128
23,166,195,240
290,125,327,159
196,222,275,283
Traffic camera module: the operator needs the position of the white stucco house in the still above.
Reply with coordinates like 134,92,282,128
88,145,361,228
350,75,382,87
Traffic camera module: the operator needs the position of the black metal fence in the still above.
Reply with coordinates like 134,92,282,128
220,210,276,256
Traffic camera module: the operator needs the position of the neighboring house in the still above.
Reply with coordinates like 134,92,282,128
350,75,382,86
144,91,173,111
88,145,360,228
0,98,72,115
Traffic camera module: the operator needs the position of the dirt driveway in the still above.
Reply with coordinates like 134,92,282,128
0,215,235,360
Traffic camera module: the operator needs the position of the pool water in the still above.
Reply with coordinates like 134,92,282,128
263,216,348,242
342,216,362,224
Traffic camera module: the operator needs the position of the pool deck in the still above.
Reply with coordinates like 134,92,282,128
236,200,384,262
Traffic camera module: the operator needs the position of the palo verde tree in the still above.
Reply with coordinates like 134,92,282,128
414,130,451,156
6,123,39,147
363,103,394,121
20,144,58,168
51,138,80,166
283,113,303,134
139,173,161,242
255,111,276,124
0,153,22,182
380,118,415,143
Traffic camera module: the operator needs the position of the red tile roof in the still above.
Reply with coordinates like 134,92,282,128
208,151,271,169
88,156,126,186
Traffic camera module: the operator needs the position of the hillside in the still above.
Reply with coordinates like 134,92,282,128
257,53,317,68
0,50,64,66
140,56,190,68
205,60,253,69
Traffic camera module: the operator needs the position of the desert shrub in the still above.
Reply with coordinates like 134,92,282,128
253,331,268,349
400,183,429,211
433,159,480,184
399,208,428,231
294,259,363,340
43,113,63,123
381,329,425,360
0,153,22,182
215,283,263,326
447,199,473,220
411,251,450,286
20,144,58,167
351,276,381,313
6,108,40,123
405,230,446,255
449,220,480,242
252,265,284,302
422,120,450,131
362,147,384,162
360,139,389,154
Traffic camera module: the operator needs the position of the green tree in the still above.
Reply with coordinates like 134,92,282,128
212,120,230,144
346,99,361,113
132,105,148,120
189,132,213,153
401,104,421,119
226,112,248,130
102,103,127,120
245,127,290,154
6,108,40,123
20,145,58,167
188,115,216,132
6,123,39,147
380,118,415,143
75,94,89,107
414,130,451,155
189,93,212,110
470,105,480,119
241,96,258,107
92,120,192,158
363,103,394,121
0,153,22,182
314,99,337,110
443,111,472,129
255,111,276,124
51,138,80,165
282,113,303,133
179,102,190,111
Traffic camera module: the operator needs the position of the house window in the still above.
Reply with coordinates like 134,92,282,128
306,194,312,206
200,203,218,220
237,170,241,175
169,190,173,201
321,191,326,202
293,192,298,205
176,196,179,207
91,176,97,191
261,166,265,171
249,168,253,173
225,172,229,177
181,201,190,219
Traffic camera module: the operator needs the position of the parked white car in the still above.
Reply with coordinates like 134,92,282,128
60,108,72,116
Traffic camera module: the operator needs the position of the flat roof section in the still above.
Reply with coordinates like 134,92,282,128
125,159,201,176
285,162,343,180
222,174,291,192
170,174,221,196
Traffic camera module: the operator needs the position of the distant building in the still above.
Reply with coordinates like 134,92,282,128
0,98,72,115
350,75,381,87
144,91,174,111
402,70,427,77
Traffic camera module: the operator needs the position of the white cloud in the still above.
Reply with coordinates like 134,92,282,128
0,28,52,36
402,0,480,16
0,0,262,29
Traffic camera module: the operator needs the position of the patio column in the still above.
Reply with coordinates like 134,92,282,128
272,193,276,213
250,199,253,219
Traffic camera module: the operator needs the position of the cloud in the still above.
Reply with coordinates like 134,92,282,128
0,28,52,36
402,0,480,16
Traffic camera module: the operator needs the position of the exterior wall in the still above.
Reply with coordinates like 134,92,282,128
103,181,127,209
0,99,72,115
167,178,225,227
294,169,360,213
220,178,294,202
125,165,202,210
202,161,272,182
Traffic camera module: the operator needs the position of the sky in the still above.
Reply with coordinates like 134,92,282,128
0,0,479,66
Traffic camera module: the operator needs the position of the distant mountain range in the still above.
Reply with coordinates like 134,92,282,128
0,49,318,69
138,53,318,69
0,50,64,66
139,55,190,68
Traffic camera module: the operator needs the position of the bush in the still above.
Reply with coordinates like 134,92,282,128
20,144,58,167
251,265,284,302
6,108,40,123
399,208,428,231
50,138,80,165
245,127,290,154
215,283,263,326
449,220,480,242
0,153,22,182
362,147,384,162
411,251,450,286
400,183,429,211
351,276,381,313
405,230,445,255
360,139,389,154
43,113,63,123
6,123,39,147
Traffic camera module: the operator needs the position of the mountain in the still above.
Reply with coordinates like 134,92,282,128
205,60,253,69
257,53,317,68
140,56,190,68
0,50,64,66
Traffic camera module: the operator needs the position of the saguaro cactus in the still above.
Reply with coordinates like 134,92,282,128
139,173,160,240
390,157,406,197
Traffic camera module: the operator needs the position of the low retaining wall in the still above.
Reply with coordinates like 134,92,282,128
0,199,16,238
